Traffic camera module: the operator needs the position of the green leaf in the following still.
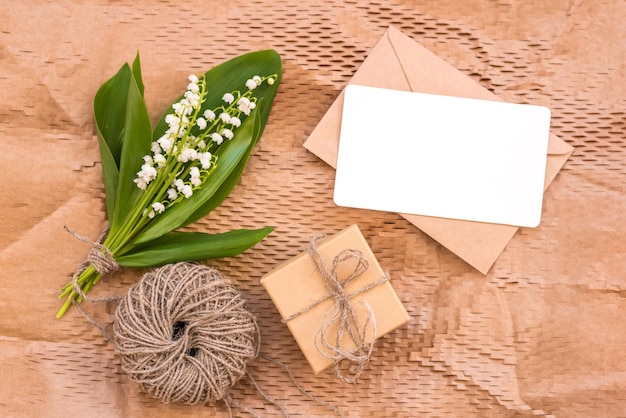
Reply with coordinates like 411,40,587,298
94,125,120,221
110,71,153,233
93,64,132,218
92,53,145,223
132,52,144,97
116,227,273,268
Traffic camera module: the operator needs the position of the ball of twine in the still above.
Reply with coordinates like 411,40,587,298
113,262,259,405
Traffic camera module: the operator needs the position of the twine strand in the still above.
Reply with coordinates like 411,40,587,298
259,353,345,417
282,234,389,383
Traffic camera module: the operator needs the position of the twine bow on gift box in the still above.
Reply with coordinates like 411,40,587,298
282,235,389,383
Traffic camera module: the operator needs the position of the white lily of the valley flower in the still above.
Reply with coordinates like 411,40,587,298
187,82,199,93
154,153,166,167
237,97,256,116
184,91,201,108
189,166,201,186
220,112,231,123
177,147,197,163
211,132,223,145
222,128,234,140
222,93,234,104
199,152,212,169
138,164,157,183
152,202,165,214
181,184,193,198
230,116,241,127
134,178,148,190
196,117,207,130
204,109,215,120
157,135,173,153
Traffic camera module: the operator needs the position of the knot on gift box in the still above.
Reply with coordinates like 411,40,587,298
283,235,389,383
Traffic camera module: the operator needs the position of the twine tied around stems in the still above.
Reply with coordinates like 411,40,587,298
64,224,119,279
64,224,122,336
282,235,389,383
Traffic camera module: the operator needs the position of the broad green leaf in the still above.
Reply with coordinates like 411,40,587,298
116,227,273,267
110,72,153,233
92,54,144,222
93,64,132,166
93,64,133,218
94,130,119,220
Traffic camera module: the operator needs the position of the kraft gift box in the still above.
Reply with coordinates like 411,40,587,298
261,225,410,374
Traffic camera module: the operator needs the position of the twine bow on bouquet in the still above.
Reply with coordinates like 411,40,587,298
57,50,281,318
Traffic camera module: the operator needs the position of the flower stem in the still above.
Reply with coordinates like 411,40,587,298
56,264,102,318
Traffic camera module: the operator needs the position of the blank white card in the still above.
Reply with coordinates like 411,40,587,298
334,85,551,228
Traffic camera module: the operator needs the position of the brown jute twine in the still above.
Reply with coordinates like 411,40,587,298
64,225,120,280
65,226,343,417
114,262,259,405
282,235,389,384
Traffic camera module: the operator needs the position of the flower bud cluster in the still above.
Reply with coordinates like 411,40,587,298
136,72,277,219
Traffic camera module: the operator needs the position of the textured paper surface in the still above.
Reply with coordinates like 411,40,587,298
1,1,624,417
261,224,410,374
335,85,551,227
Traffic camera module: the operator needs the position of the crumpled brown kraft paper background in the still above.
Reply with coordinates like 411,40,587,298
0,1,624,417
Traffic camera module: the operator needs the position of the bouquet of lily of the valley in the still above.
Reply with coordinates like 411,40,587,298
57,50,281,318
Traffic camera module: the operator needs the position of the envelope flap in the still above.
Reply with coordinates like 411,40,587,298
547,133,574,155
304,28,412,168
389,26,574,159
388,26,491,99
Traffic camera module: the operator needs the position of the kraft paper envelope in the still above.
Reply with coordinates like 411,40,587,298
303,26,574,274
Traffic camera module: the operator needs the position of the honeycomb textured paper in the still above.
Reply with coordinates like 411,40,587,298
0,1,624,417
